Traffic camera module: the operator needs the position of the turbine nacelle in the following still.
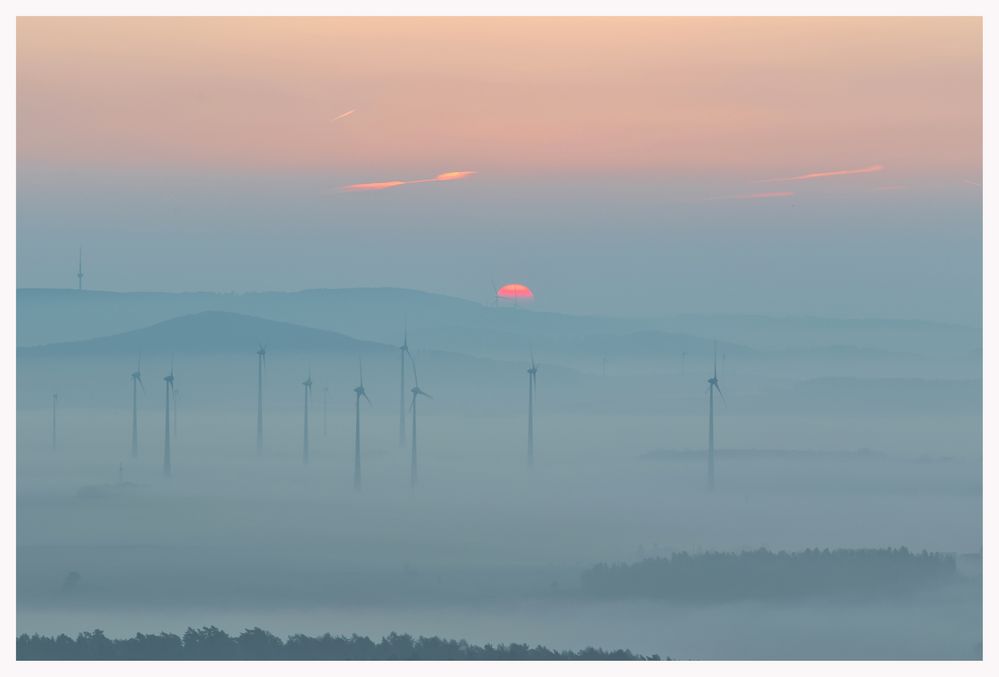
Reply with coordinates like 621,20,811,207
354,385,371,405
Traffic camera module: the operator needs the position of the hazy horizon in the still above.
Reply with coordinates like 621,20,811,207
16,17,982,325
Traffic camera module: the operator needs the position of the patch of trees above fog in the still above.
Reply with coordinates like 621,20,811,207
581,547,958,601
16,627,662,661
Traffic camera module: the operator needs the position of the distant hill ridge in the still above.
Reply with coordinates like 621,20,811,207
18,310,395,356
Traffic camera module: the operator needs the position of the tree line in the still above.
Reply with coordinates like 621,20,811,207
580,547,958,601
17,627,662,661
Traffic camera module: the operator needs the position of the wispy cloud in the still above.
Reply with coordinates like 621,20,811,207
757,164,884,183
961,178,982,187
342,171,476,192
331,109,355,122
708,191,794,201
873,184,908,191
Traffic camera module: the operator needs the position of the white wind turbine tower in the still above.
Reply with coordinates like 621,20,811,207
408,358,432,488
76,247,83,291
302,369,313,465
527,351,538,467
256,345,266,453
353,358,371,490
706,342,725,491
163,362,175,477
130,356,145,457
398,324,413,447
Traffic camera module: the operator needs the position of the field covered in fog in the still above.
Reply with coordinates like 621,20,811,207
16,288,982,659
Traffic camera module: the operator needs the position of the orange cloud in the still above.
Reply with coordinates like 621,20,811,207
434,171,476,181
709,191,794,201
344,180,406,191
758,164,885,183
342,170,475,192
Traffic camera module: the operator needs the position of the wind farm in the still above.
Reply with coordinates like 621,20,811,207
14,282,984,662
14,15,983,663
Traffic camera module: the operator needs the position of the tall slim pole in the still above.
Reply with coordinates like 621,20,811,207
708,385,715,491
256,353,263,454
77,248,83,291
173,390,178,440
323,388,328,437
163,383,172,477
411,394,418,488
354,394,362,490
527,374,534,467
399,346,406,447
303,385,310,465
131,378,138,457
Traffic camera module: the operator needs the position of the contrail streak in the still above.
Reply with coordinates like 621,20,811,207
343,171,476,192
756,164,884,183
331,109,356,122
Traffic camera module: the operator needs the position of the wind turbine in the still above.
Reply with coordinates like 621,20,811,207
706,342,725,491
130,356,145,457
408,358,432,488
302,368,313,464
76,247,83,291
256,345,266,454
398,324,413,447
163,362,175,477
51,394,58,452
527,351,538,467
353,358,371,490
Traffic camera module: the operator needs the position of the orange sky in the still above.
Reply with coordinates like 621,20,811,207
17,17,982,180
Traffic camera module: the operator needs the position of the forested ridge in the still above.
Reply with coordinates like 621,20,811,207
17,627,662,661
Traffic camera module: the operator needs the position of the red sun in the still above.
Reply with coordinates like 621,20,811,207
497,283,534,300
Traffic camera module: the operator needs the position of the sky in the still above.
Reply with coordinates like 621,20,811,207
16,17,983,324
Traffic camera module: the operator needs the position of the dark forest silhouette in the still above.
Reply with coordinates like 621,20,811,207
17,627,662,661
580,547,958,602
